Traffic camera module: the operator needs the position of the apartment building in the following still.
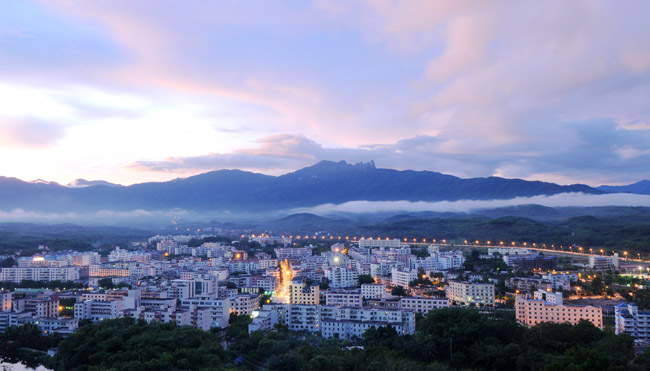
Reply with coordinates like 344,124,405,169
446,281,495,307
289,277,320,305
180,296,230,329
248,304,416,339
615,302,650,342
232,294,261,315
391,268,417,288
589,254,620,269
89,265,130,277
361,283,385,299
0,267,79,282
13,294,60,318
516,291,602,328
325,289,362,307
324,267,359,288
399,296,450,314
74,300,124,322
358,238,402,249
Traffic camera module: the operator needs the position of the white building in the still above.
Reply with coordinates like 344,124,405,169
325,289,362,307
488,248,531,256
541,273,577,290
108,247,152,263
446,281,495,307
0,267,79,282
74,300,123,322
180,296,230,329
589,254,620,269
358,238,402,249
615,302,650,342
391,268,417,288
325,267,359,288
275,247,312,261
17,317,79,335
361,284,385,299
400,296,450,314
248,304,416,339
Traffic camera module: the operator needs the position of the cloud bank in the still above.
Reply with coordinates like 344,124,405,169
291,192,650,215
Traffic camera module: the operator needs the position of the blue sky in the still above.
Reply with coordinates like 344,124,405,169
1,0,650,186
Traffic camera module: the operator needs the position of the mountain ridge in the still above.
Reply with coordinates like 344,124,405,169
0,160,604,213
598,180,650,195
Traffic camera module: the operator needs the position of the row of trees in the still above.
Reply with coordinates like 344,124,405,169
0,280,86,291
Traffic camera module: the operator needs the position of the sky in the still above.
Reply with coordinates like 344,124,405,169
1,0,650,187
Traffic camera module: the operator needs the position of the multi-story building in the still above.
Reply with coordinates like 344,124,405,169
249,304,416,339
167,279,196,300
361,283,385,299
358,239,402,249
370,262,399,278
366,298,401,309
615,302,650,342
488,248,530,256
17,316,79,335
507,277,552,293
399,296,449,314
446,281,495,307
324,267,359,288
89,265,130,278
391,268,417,288
13,294,60,318
74,300,123,322
516,291,602,328
180,296,230,329
108,247,151,263
589,254,620,269
1,291,13,312
502,254,557,270
325,289,362,307
232,294,260,316
0,267,79,282
289,277,320,305
541,273,577,290
275,247,312,261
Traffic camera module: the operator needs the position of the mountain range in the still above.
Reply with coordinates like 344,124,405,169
597,180,650,195
0,160,606,214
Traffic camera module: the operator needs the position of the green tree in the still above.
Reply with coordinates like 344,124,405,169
634,288,650,310
391,285,408,297
0,257,16,268
98,278,115,289
358,274,375,285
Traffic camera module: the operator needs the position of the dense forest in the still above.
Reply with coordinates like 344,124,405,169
0,309,642,370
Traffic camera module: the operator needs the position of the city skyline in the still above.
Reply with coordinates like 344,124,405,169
1,1,650,186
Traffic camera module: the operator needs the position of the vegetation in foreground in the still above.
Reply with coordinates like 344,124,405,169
0,308,646,370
